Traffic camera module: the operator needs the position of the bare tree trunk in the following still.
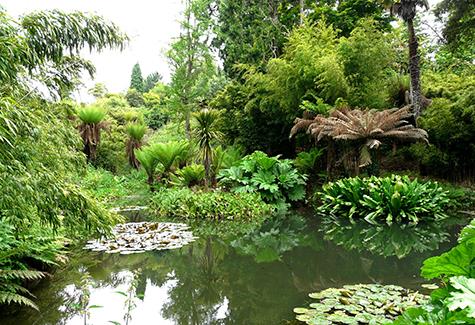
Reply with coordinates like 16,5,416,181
300,0,304,25
407,19,422,121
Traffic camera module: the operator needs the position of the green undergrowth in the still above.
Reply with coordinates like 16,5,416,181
148,187,273,238
80,167,151,207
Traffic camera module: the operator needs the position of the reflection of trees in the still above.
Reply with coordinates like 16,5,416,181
3,223,455,325
161,237,229,325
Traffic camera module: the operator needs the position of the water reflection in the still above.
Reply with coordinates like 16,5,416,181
320,218,452,258
2,221,457,325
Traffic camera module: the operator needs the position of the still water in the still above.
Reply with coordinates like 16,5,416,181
2,219,457,325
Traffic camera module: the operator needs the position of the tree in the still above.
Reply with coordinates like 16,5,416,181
88,83,108,99
77,106,108,162
308,0,393,37
193,109,222,186
290,106,428,175
212,0,286,77
130,63,144,92
434,0,475,51
0,7,126,309
126,88,145,107
386,0,430,120
0,8,128,97
143,72,162,92
126,123,147,169
167,0,216,139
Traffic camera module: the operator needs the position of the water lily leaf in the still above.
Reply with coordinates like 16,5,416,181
294,307,310,314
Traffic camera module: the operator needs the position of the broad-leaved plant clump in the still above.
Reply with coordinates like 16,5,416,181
394,218,475,323
315,175,450,226
218,151,307,210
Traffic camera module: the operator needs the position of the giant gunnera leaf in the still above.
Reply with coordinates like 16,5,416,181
447,276,475,318
421,240,475,279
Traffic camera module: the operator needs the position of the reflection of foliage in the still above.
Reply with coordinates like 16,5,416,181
321,218,450,258
316,175,450,226
218,151,307,210
294,284,428,324
232,214,322,263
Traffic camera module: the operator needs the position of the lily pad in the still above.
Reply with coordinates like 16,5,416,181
294,284,429,324
84,222,197,254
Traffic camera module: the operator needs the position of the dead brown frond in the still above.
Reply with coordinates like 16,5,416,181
290,106,429,173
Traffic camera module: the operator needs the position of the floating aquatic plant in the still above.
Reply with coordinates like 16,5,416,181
84,222,197,254
294,284,428,324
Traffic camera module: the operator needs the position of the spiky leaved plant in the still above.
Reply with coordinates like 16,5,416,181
135,146,158,191
77,106,107,162
125,123,147,169
136,141,189,190
193,109,222,186
291,106,428,175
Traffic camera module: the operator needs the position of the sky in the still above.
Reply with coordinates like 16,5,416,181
2,0,441,102
2,0,185,101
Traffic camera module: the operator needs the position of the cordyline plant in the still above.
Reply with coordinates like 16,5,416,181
193,109,222,186
290,106,428,175
77,106,108,162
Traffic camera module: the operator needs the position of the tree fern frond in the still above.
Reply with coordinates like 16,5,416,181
0,291,39,310
0,269,46,281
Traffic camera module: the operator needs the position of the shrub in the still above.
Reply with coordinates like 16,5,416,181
315,175,450,226
294,147,325,175
150,188,272,223
171,164,205,187
218,151,307,209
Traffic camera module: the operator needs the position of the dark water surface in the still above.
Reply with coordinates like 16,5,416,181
2,220,458,325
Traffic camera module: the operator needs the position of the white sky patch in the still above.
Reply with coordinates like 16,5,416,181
2,0,185,101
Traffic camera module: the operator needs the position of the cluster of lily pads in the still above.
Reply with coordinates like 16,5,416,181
84,222,197,254
294,284,428,324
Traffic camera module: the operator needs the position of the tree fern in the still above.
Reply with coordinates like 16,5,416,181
0,269,46,310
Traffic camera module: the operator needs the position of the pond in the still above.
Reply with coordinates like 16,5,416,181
2,215,459,325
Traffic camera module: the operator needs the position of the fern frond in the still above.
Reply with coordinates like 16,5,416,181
0,291,39,310
0,269,46,281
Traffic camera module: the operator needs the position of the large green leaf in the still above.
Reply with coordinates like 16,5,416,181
421,241,475,279
447,276,475,318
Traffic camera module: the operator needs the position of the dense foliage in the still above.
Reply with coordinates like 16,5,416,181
218,151,307,209
0,8,127,309
150,188,272,223
316,175,450,226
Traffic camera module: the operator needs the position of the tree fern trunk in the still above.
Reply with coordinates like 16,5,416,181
407,18,422,121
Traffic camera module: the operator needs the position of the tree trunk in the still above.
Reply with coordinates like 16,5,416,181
407,19,422,121
185,109,191,140
300,0,304,25
147,174,155,192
